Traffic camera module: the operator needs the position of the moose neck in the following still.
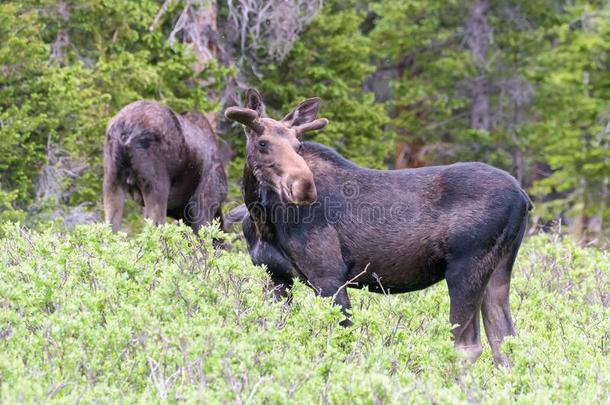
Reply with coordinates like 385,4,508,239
242,162,286,241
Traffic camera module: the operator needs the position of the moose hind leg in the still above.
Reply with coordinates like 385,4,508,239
186,187,225,234
482,245,519,367
445,257,488,362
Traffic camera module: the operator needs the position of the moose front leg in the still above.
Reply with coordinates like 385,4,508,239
288,225,353,326
142,180,169,226
246,227,296,303
267,274,294,303
103,180,125,233
308,276,352,327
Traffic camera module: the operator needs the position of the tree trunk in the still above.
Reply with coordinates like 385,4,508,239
466,0,492,132
170,0,220,72
49,3,70,66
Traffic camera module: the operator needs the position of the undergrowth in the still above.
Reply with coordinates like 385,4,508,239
0,223,608,403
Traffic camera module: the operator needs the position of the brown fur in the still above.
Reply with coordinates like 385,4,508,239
227,89,533,367
103,101,228,233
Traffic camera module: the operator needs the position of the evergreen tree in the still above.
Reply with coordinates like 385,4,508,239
254,1,393,169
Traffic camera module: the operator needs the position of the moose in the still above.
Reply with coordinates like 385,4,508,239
104,101,228,233
225,89,532,366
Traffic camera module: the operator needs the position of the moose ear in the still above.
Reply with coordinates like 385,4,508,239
246,88,265,117
282,97,322,128
282,97,328,135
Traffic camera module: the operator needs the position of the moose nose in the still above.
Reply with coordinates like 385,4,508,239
287,177,317,204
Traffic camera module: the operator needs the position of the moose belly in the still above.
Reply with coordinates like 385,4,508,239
347,255,447,294
340,228,448,294
167,177,199,210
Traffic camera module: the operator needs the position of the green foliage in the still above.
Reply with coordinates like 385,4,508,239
254,1,393,169
0,224,608,402
370,0,470,144
370,0,610,236
527,2,610,231
0,1,231,224
1,0,609,236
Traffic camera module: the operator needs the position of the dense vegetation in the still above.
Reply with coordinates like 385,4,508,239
0,223,608,402
0,2,608,402
0,0,608,238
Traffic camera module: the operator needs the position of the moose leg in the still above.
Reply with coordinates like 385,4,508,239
483,214,526,367
445,257,487,362
267,275,293,303
186,188,223,234
142,183,169,226
289,226,352,326
244,216,295,302
103,180,125,233
307,276,352,327
482,243,521,367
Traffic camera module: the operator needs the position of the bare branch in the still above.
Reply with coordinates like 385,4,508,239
149,0,180,32
332,263,370,300
225,0,324,65
169,0,220,72
372,272,387,296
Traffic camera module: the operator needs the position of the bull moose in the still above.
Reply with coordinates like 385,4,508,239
104,101,228,233
225,89,532,366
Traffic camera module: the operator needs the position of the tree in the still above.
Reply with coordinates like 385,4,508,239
528,1,610,239
252,1,393,169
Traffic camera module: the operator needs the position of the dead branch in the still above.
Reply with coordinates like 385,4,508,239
169,0,220,71
332,263,370,300
225,0,324,65
149,0,180,31
49,2,71,65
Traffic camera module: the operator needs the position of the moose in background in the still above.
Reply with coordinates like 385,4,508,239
103,101,229,233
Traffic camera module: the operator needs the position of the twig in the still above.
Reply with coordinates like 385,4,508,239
372,272,387,296
332,263,370,300
150,0,180,31
245,376,267,405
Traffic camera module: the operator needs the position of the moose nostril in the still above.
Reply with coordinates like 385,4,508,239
291,179,317,204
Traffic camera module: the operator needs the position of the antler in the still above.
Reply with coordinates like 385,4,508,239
224,107,264,134
294,118,328,135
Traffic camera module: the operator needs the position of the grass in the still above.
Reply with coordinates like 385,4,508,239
0,222,608,403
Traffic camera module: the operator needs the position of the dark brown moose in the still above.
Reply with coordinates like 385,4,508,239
225,89,533,366
104,101,228,233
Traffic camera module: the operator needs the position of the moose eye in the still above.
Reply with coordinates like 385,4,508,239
258,140,268,149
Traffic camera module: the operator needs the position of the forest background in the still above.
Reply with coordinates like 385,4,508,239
1,0,609,242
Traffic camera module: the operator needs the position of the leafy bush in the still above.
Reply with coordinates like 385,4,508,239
0,223,608,403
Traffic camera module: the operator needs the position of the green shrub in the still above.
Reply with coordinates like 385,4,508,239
0,224,608,403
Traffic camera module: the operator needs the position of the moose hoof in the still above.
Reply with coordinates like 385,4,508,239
339,318,353,328
493,353,513,369
455,344,483,363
